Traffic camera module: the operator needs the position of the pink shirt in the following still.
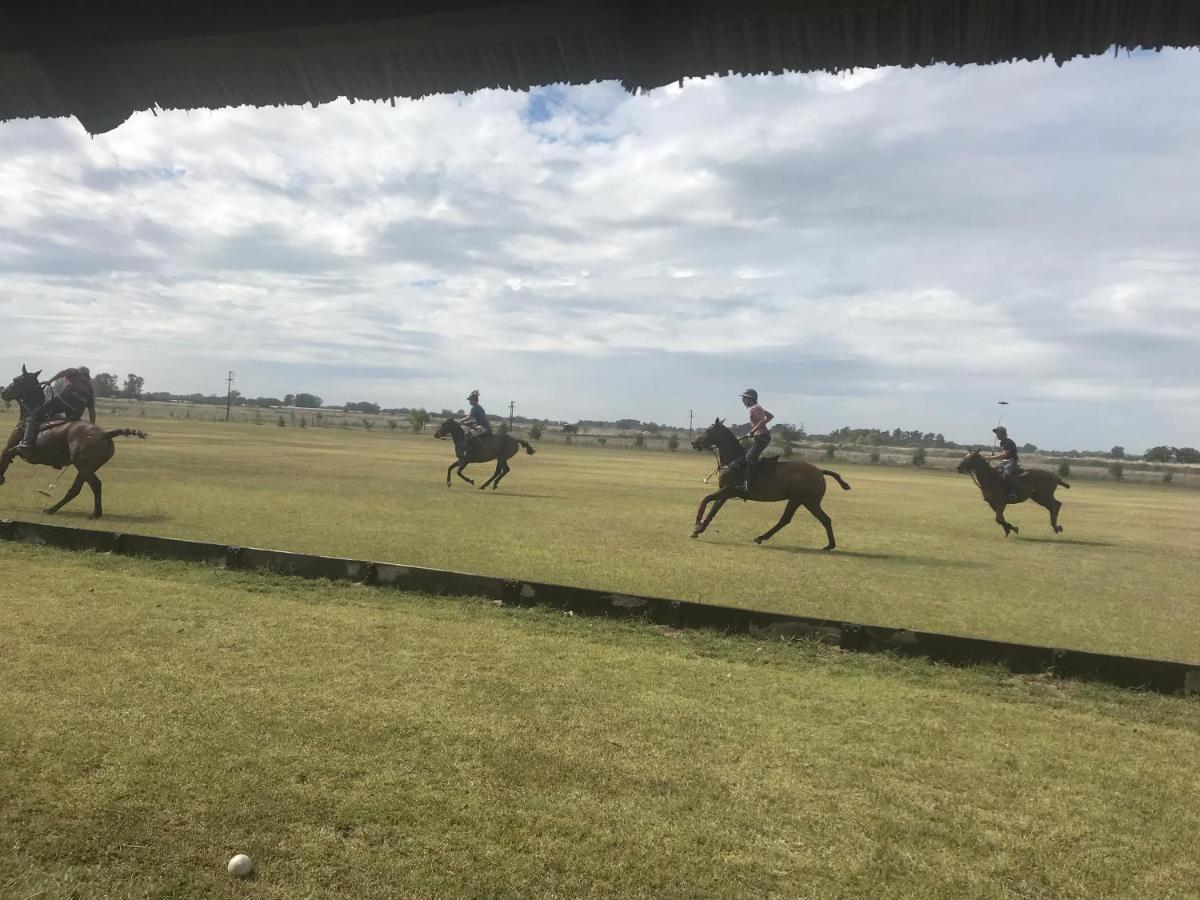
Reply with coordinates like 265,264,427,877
748,404,772,436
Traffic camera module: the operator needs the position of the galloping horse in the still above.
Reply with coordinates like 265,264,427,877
691,419,850,549
1,366,146,518
433,418,535,490
956,449,1069,537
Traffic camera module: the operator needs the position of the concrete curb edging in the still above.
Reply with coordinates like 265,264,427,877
2,518,1196,695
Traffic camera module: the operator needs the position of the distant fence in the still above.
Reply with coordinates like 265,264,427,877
3,518,1197,695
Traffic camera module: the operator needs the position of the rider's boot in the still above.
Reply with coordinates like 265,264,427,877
742,460,758,493
14,418,38,458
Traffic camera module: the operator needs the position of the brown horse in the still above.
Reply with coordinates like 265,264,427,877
956,449,1069,537
0,366,146,518
433,418,535,490
690,419,850,549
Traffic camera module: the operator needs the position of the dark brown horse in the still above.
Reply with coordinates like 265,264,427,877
956,449,1069,537
433,418,535,490
691,419,850,549
0,366,146,518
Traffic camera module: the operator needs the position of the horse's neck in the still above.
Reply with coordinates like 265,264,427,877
973,457,1000,483
715,430,744,466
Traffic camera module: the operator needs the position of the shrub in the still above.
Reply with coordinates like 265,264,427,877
912,447,927,466
1163,471,1174,484
782,443,794,459
1110,462,1124,481
596,436,606,446
388,419,398,431
1057,460,1070,478
822,444,836,461
633,433,645,448
667,434,679,451
869,450,881,464
277,416,287,427
529,423,543,441
299,418,307,428
362,418,374,431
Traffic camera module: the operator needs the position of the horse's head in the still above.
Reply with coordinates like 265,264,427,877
956,448,984,474
691,418,727,452
1,365,42,407
432,418,457,440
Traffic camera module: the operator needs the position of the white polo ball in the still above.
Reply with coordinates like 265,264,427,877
227,853,254,878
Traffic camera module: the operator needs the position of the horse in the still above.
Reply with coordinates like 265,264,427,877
690,418,850,549
955,449,1069,537
0,366,146,518
433,418,535,490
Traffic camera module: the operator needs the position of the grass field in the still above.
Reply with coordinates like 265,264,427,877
1,418,1198,662
2,543,1199,898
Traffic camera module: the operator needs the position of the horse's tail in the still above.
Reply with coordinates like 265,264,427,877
822,469,851,491
104,429,148,440
518,440,536,455
1057,477,1071,489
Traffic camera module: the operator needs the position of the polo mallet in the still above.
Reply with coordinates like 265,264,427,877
994,401,1009,450
38,467,70,497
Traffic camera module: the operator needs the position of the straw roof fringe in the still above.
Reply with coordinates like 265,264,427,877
2,0,1198,134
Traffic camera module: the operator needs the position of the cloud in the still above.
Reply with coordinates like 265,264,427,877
1,51,1199,449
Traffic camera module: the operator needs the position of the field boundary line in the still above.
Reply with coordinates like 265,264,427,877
2,518,1197,695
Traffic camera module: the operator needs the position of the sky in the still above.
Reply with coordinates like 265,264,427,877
1,50,1198,451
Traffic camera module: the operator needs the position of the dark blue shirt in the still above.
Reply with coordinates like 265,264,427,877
999,437,1018,461
470,403,491,432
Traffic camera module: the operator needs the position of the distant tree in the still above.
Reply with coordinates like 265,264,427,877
1057,460,1071,478
772,423,800,443
284,394,295,405
644,422,662,434
528,423,544,440
93,372,119,398
408,408,431,433
292,393,323,408
1175,447,1200,464
615,419,640,431
561,423,579,434
912,447,927,466
667,433,680,451
1110,462,1125,481
1144,446,1174,463
1110,446,1126,459
497,422,510,435
1019,443,1038,453
344,401,381,414
122,373,145,399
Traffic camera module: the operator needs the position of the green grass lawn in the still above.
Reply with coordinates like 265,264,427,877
1,418,1198,662
2,543,1198,899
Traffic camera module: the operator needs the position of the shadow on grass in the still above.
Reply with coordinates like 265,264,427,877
48,510,172,525
702,537,974,568
1020,537,1116,547
476,491,564,500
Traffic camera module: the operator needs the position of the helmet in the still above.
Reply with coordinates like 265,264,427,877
467,389,480,401
740,388,758,403
992,426,1007,436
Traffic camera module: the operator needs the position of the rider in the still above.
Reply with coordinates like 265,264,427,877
739,388,774,492
15,366,96,457
987,425,1021,501
458,389,492,461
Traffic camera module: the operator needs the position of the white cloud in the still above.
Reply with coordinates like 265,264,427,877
2,51,1199,450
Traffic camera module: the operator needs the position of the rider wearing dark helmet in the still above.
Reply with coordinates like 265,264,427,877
987,425,1021,501
740,388,774,492
15,366,96,457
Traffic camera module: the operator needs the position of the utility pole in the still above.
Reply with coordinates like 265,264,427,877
508,400,515,431
225,370,235,422
688,409,694,436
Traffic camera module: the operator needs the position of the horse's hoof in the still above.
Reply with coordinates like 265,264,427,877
42,508,55,515
690,531,700,539
823,544,835,552
1055,526,1064,534
753,537,765,545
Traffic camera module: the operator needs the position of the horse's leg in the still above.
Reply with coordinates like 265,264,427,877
44,471,87,515
754,499,801,545
492,459,510,490
456,460,475,485
480,459,503,490
993,502,1018,537
445,461,457,487
1047,496,1063,534
692,492,732,538
804,500,837,551
0,426,20,484
86,472,103,519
